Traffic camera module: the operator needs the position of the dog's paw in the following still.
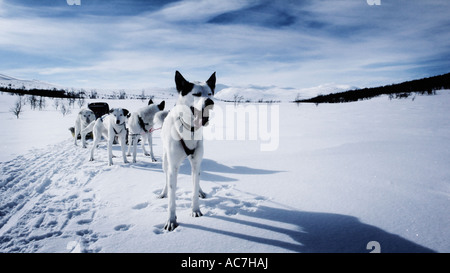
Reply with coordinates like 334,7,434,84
191,210,203,218
151,157,157,162
89,158,94,162
199,190,207,199
157,192,167,199
144,152,151,156
164,219,178,231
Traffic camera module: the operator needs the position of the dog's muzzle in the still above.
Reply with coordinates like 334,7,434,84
202,98,214,126
190,98,214,127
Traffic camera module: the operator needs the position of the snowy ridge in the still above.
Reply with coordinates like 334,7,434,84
0,73,61,91
214,83,357,102
0,72,355,102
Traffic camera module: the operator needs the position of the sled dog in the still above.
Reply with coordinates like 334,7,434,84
127,99,166,163
74,108,96,148
158,70,215,231
89,108,130,166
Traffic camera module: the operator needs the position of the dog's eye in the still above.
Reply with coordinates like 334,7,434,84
193,93,202,97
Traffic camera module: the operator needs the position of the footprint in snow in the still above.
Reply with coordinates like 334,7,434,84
114,224,131,231
132,202,149,210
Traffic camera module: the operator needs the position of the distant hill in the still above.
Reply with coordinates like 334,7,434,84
296,73,450,104
0,73,79,99
0,73,62,90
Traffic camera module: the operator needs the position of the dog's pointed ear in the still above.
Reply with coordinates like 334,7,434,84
109,108,115,114
123,109,130,118
206,72,216,95
175,70,194,96
158,100,165,111
148,99,153,105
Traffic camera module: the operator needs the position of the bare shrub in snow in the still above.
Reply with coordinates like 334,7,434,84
10,97,24,119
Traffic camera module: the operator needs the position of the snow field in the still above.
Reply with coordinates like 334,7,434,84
0,91,449,252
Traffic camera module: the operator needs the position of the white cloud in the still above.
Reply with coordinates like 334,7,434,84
0,0,449,90
153,0,256,23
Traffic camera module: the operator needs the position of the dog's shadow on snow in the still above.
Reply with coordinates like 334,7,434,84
120,158,281,182
184,205,436,253
178,158,282,182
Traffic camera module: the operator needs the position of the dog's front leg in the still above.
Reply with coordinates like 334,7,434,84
164,167,179,231
81,121,95,149
89,125,100,161
120,133,129,164
127,134,132,156
108,130,115,166
158,152,168,198
189,156,203,217
147,132,157,162
141,135,150,156
74,123,80,146
130,134,138,163
80,128,88,148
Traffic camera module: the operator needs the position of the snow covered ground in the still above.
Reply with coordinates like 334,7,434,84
0,90,449,253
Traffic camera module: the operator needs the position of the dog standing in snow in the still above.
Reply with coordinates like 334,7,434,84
127,99,165,163
88,108,130,166
157,71,215,231
74,109,96,148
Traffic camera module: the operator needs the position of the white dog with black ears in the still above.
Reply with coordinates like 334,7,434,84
157,70,215,231
88,108,130,166
127,99,165,163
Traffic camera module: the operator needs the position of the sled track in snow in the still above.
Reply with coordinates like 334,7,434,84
0,141,105,252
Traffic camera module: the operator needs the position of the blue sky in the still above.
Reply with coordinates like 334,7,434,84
0,0,449,90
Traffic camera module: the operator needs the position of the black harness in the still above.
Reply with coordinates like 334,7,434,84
178,116,197,156
98,114,126,135
138,115,148,132
180,138,195,156
113,123,126,135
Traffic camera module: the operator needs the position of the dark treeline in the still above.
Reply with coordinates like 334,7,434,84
297,72,450,104
0,86,82,99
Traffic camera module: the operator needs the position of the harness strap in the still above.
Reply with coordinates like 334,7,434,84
149,127,161,133
138,115,148,132
177,115,197,156
180,138,195,156
179,116,195,134
113,123,126,135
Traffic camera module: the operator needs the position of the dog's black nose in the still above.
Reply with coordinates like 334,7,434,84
205,98,214,107
116,120,120,124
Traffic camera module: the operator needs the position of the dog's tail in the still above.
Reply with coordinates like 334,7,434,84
153,110,169,127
